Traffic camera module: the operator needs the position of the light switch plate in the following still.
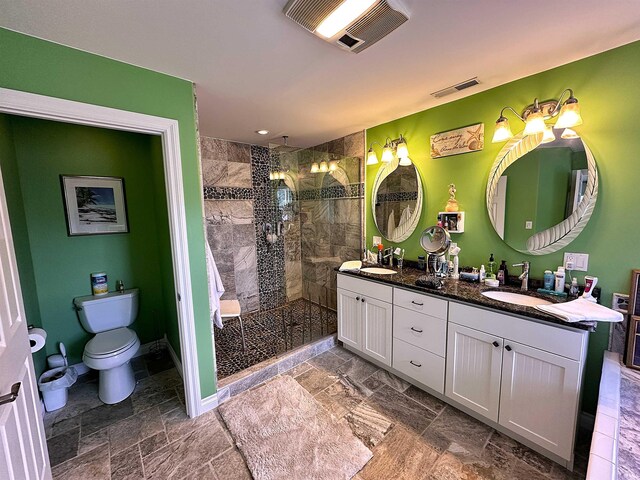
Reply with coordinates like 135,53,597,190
373,236,382,246
564,252,589,271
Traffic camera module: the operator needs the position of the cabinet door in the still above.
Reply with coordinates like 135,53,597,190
337,288,361,350
446,323,503,422
499,340,580,460
362,296,393,366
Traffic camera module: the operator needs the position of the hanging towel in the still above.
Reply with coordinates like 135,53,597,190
205,241,225,329
535,298,624,323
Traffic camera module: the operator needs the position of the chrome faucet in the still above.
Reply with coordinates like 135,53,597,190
382,247,394,266
513,261,530,291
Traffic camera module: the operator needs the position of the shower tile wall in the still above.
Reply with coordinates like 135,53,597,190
298,132,364,310
202,137,260,312
201,131,364,314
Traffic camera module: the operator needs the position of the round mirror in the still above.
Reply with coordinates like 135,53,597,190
486,132,598,255
372,157,423,242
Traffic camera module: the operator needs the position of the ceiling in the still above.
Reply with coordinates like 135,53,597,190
1,1,639,148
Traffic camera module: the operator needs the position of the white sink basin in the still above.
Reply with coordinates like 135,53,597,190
361,267,397,275
481,290,553,307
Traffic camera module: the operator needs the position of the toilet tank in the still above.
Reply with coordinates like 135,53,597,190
73,288,139,333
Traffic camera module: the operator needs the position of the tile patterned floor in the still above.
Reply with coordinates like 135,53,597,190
46,346,590,479
215,298,337,379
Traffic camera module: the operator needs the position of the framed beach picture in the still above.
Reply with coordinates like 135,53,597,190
60,175,129,236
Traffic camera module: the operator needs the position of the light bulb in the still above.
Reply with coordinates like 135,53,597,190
328,161,338,172
381,144,394,163
319,161,329,172
396,137,409,159
310,163,319,173
541,125,556,144
398,156,412,166
523,110,546,135
366,148,379,165
492,116,513,143
555,98,583,129
279,172,286,180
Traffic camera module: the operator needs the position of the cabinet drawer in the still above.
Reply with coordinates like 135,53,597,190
393,306,446,357
449,302,585,361
337,274,393,304
393,338,445,394
394,288,448,320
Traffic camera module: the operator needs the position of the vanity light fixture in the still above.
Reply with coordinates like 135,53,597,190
492,88,583,143
328,160,338,172
269,170,288,180
319,160,329,172
310,162,320,173
367,136,409,165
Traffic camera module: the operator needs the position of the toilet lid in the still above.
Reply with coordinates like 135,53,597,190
85,328,138,357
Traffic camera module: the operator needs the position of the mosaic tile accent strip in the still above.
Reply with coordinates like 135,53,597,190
376,190,418,203
252,145,287,311
203,186,254,200
298,182,364,201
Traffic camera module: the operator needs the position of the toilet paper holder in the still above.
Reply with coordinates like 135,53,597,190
27,325,47,353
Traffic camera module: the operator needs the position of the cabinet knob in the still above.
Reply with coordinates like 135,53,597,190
356,296,360,301
492,341,499,348
409,360,422,368
410,327,423,333
361,298,365,303
505,345,512,352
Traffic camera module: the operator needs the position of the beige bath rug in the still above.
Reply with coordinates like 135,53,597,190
218,375,373,480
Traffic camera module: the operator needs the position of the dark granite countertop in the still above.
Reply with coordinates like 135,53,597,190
336,265,596,332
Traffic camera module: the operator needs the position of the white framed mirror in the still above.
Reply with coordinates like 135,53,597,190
486,132,598,255
372,157,423,242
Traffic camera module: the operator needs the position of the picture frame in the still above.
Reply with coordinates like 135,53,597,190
60,175,129,236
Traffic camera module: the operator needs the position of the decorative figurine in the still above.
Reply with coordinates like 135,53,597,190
445,183,459,212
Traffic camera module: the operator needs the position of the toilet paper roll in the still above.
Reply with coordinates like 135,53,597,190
28,328,47,353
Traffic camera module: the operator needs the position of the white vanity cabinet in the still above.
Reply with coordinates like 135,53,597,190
447,302,588,461
392,288,448,393
336,273,590,466
337,275,393,366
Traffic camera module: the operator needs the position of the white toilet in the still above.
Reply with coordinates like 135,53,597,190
73,288,141,404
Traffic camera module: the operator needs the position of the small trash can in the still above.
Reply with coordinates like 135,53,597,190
38,366,78,412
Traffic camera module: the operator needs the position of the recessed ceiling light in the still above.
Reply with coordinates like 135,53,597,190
256,130,269,135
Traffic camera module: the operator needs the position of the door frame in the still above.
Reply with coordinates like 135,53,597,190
0,87,205,417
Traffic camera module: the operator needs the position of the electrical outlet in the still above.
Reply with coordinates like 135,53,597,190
373,236,381,246
564,252,589,271
525,221,533,230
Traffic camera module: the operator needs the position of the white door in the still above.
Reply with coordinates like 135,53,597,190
0,167,51,479
499,340,581,460
361,296,392,366
337,288,361,351
445,323,503,422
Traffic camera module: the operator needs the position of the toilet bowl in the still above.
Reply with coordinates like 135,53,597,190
74,289,141,404
83,327,141,404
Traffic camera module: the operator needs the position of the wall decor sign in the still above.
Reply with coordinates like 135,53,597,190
430,123,484,158
61,175,129,236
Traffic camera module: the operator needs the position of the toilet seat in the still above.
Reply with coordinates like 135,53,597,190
84,327,138,359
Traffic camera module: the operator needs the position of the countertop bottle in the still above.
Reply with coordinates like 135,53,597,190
488,254,496,278
543,270,554,290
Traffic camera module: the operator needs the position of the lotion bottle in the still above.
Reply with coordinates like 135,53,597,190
554,267,566,293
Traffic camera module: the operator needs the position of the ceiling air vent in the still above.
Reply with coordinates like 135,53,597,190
283,0,409,53
431,77,480,98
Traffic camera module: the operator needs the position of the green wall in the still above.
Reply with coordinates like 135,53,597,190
0,114,47,374
4,116,173,367
0,28,215,397
366,40,640,413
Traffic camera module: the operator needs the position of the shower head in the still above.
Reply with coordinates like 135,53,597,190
269,136,302,154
